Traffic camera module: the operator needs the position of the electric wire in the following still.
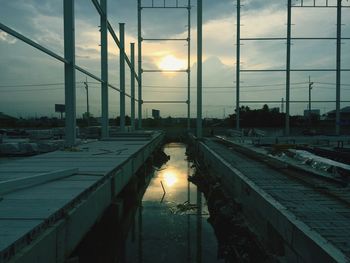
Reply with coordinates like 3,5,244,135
1,81,350,93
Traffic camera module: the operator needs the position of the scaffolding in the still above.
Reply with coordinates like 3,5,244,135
137,0,192,130
0,0,140,145
236,0,350,135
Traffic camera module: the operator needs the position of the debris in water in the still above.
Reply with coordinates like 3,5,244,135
168,201,199,215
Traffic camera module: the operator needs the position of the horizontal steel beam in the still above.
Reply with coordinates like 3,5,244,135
240,100,350,103
108,83,137,101
142,38,189,41
241,69,350,72
292,5,350,8
0,23,138,99
1,19,139,103
143,69,188,73
75,66,136,100
141,6,189,9
75,65,103,82
241,37,350,41
0,23,67,63
143,100,188,104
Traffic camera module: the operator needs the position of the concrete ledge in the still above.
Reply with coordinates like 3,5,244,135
198,142,349,263
6,132,164,263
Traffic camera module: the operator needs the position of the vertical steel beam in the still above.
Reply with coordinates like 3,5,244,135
119,23,126,132
336,0,342,135
100,0,109,138
137,0,143,129
131,43,136,130
236,0,241,131
187,0,191,131
197,0,203,138
63,0,76,146
286,0,292,136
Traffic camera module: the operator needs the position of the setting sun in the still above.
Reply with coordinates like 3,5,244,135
163,171,178,187
158,55,186,71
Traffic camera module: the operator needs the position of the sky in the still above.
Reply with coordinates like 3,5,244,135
0,0,350,119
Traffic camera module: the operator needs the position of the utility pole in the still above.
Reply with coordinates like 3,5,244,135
308,76,314,128
84,77,90,127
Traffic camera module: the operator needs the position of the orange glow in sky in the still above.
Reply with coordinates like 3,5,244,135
163,170,178,187
158,55,186,71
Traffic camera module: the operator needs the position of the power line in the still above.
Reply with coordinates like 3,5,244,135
0,83,66,88
315,82,350,86
2,81,350,93
0,87,64,93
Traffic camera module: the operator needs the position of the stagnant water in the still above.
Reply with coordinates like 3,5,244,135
74,143,224,262
122,143,223,262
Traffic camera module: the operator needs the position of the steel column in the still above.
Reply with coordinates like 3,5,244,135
286,0,292,136
131,43,136,130
137,0,143,129
236,0,241,131
119,23,126,132
187,0,191,131
197,0,203,138
63,0,76,146
336,0,342,135
101,0,109,138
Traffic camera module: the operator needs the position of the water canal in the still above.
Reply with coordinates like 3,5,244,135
73,143,224,262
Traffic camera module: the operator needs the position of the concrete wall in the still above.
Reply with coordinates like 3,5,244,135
196,141,348,263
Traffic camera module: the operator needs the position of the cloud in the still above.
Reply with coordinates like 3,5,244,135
0,0,350,117
0,32,17,44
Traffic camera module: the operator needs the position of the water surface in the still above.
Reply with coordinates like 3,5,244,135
122,143,223,263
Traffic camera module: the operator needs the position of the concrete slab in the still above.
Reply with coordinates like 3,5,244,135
0,132,164,263
199,138,350,262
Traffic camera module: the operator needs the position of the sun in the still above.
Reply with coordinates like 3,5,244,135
163,171,178,187
158,55,186,71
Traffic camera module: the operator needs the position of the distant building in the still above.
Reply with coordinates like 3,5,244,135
325,106,350,121
0,112,17,127
271,107,280,113
304,109,320,119
152,109,160,119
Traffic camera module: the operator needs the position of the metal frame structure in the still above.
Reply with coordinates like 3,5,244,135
236,0,350,135
137,0,192,130
0,0,140,146
197,0,202,138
